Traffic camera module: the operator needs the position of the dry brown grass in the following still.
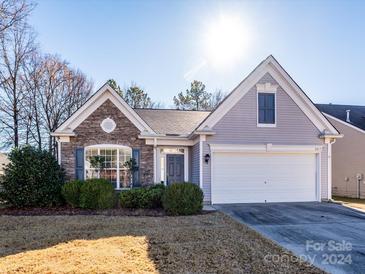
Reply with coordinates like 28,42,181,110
333,196,365,211
0,212,324,274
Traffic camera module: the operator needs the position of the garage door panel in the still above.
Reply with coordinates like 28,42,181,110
212,152,317,204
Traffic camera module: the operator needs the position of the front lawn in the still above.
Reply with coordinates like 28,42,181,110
0,212,323,273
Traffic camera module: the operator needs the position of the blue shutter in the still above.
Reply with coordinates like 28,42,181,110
75,147,84,180
132,148,140,187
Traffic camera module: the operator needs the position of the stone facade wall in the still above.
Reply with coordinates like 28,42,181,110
60,99,154,185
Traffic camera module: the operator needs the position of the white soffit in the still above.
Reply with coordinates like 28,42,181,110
54,84,155,134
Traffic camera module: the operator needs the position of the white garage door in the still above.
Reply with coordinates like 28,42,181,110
211,152,317,204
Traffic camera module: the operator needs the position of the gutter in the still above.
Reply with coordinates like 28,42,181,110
319,134,344,139
138,134,190,140
51,132,77,137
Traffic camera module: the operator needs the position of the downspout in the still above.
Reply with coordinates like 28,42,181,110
327,138,336,200
153,137,157,183
57,137,61,165
199,135,206,189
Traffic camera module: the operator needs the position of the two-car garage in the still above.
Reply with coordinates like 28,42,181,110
210,145,320,204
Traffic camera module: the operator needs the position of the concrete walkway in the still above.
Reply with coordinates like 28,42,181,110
215,202,365,274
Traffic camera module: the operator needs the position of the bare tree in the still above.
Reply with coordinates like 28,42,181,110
0,0,33,34
0,19,36,148
37,55,92,153
208,90,226,110
21,50,44,149
0,1,93,152
20,54,93,152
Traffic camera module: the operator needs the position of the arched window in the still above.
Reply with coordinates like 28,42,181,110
85,145,132,189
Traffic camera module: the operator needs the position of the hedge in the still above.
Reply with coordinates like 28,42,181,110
79,179,116,209
162,182,203,215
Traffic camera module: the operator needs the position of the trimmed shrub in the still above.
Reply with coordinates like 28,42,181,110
149,183,165,191
120,188,145,208
62,180,83,207
145,184,165,208
79,179,115,209
119,184,165,209
1,146,65,207
162,182,203,215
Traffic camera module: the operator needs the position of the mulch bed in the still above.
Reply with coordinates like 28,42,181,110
0,206,212,217
0,206,167,216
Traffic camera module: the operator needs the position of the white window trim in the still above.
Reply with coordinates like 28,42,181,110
257,90,277,127
100,117,116,133
84,144,132,190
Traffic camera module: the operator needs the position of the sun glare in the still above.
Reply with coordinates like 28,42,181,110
203,14,251,69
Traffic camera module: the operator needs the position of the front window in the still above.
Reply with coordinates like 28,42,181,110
258,92,276,126
85,145,132,189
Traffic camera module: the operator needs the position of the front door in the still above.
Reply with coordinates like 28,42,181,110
166,154,184,185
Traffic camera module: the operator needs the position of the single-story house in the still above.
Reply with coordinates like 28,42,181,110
316,104,365,198
52,55,342,204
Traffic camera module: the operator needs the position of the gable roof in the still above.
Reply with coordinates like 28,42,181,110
53,56,341,139
53,83,155,135
317,104,365,131
195,55,340,136
135,109,210,136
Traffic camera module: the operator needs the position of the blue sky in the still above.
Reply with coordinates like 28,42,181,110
29,0,365,107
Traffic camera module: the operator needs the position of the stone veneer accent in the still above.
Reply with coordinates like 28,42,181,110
60,99,154,185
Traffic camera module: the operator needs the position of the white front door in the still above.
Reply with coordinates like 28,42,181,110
211,152,317,204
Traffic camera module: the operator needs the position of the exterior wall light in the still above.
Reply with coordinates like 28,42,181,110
204,154,210,164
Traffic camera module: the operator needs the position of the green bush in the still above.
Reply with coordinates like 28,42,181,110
162,182,203,215
119,184,165,209
1,146,65,207
62,180,83,207
79,179,115,209
145,184,165,208
120,188,144,208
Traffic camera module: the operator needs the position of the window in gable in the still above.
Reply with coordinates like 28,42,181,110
258,92,276,126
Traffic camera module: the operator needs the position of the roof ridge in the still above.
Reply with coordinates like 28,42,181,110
316,103,365,108
134,108,212,112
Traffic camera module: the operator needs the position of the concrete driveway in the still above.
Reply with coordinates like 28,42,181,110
215,202,365,274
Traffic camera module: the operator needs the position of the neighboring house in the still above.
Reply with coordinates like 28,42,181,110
0,153,9,176
316,104,365,198
52,56,342,204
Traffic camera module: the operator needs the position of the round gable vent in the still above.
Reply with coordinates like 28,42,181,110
100,118,116,133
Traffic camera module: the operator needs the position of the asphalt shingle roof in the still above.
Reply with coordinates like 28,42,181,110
316,104,365,131
134,109,211,136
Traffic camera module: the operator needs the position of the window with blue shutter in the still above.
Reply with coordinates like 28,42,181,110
132,148,140,187
258,93,275,124
75,147,84,180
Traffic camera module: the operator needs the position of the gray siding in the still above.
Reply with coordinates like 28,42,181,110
208,73,322,145
202,73,328,202
202,141,211,202
328,117,365,198
191,142,200,185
